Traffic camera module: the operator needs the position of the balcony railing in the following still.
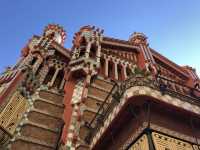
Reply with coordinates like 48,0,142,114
85,72,200,144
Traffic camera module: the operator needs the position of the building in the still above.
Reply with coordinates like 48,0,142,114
0,24,200,150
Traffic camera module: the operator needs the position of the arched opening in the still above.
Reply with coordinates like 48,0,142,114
126,67,132,77
195,83,200,89
29,57,37,66
100,58,105,76
79,38,87,57
117,65,123,81
79,49,85,57
108,61,113,79
54,69,65,89
35,61,43,76
43,67,56,85
89,44,96,59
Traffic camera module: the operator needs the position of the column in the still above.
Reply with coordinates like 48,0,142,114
133,53,137,64
99,58,105,76
122,65,127,80
85,42,92,58
48,68,60,87
111,61,115,80
114,62,118,80
39,65,49,84
96,44,101,63
59,78,66,90
33,57,43,74
105,58,108,77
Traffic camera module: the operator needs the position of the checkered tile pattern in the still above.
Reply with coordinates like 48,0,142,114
65,80,84,149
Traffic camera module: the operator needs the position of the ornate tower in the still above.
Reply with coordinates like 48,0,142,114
0,24,70,150
0,24,200,150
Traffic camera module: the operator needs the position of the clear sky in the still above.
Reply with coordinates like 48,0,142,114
0,0,200,75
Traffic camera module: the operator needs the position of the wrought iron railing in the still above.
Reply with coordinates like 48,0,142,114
85,81,119,143
85,73,200,144
156,75,200,105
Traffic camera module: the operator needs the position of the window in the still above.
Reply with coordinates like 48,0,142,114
126,67,132,77
108,61,113,78
118,65,123,80
89,44,96,58
43,67,55,84
54,70,64,88
29,57,37,66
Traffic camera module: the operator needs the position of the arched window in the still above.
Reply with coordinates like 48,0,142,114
43,67,55,85
100,58,105,76
195,83,200,89
79,38,87,57
35,62,43,75
29,57,37,66
126,67,132,77
108,61,113,78
54,70,65,89
117,65,123,81
89,44,96,59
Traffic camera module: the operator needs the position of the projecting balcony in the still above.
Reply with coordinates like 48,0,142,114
84,71,200,149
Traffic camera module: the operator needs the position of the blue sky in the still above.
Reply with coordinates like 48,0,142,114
0,0,200,75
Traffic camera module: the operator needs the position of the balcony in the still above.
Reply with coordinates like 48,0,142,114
85,71,200,146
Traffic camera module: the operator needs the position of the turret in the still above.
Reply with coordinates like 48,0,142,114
69,25,104,77
44,24,66,45
129,32,157,75
129,32,148,46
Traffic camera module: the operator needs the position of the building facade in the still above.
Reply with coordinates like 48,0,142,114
0,24,200,150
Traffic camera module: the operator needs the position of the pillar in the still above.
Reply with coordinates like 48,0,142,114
105,58,109,77
114,62,118,80
59,77,66,90
122,65,127,80
85,42,92,58
32,57,43,74
39,65,49,84
49,68,60,87
96,43,101,64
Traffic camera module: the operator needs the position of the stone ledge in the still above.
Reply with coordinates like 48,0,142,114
23,120,60,133
35,97,64,108
90,83,111,93
87,94,108,103
84,106,100,114
15,135,55,149
30,108,62,120
96,76,114,85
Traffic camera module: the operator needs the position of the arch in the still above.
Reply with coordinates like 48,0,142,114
100,57,105,76
195,83,200,89
35,62,43,75
54,69,65,89
43,67,56,85
29,57,37,66
108,60,114,79
79,37,87,57
89,44,97,59
117,64,123,81
126,67,132,77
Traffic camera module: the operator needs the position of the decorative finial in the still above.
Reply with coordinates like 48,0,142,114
129,32,148,45
44,24,66,45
